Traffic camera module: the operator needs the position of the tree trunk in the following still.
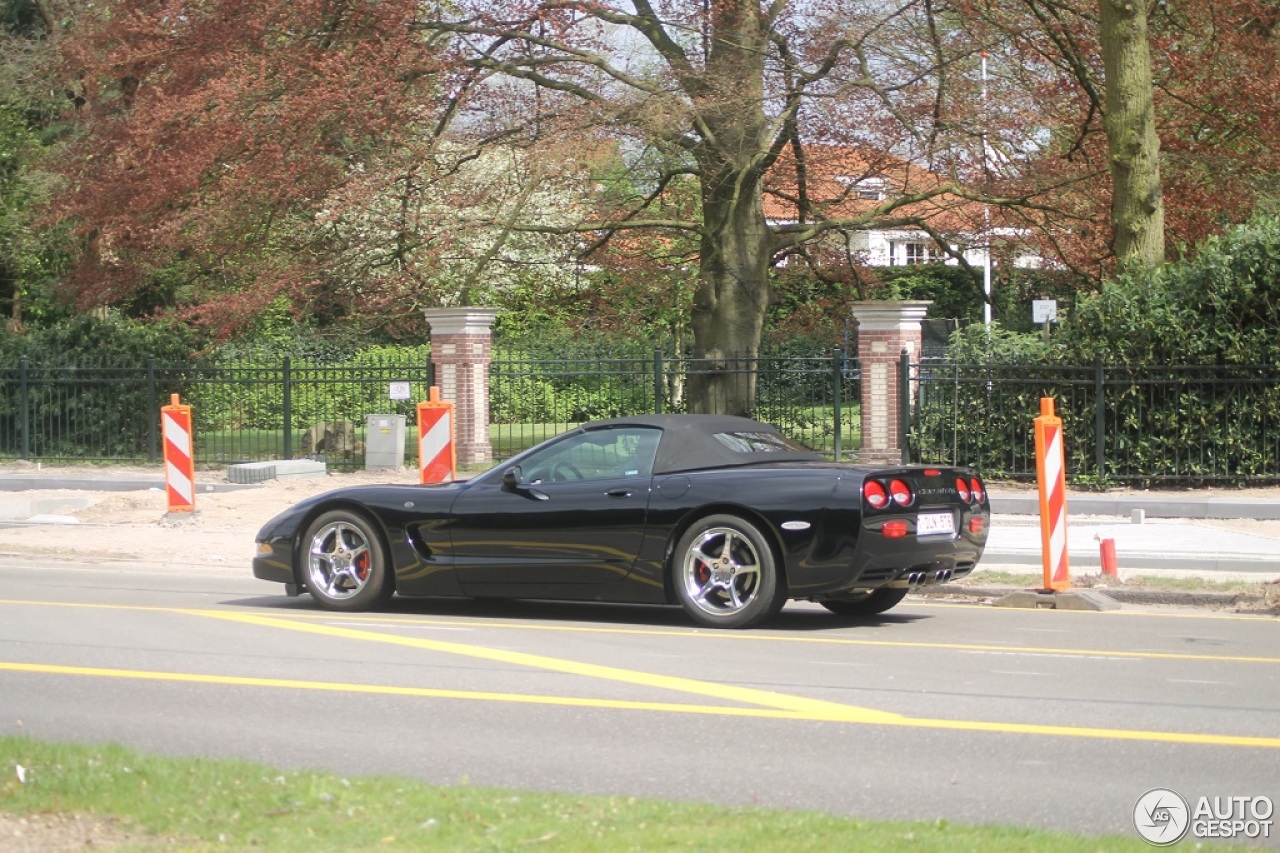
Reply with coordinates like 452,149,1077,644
685,0,773,416
1099,0,1165,271
688,165,773,415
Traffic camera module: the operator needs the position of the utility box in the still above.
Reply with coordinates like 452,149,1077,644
365,414,406,470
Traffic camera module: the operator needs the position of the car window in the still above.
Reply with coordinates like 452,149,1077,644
521,427,660,483
712,431,811,454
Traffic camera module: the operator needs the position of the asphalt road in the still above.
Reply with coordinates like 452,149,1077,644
2,560,1278,843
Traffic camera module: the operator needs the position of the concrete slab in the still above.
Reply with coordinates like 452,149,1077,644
993,589,1121,610
226,459,327,484
0,496,94,521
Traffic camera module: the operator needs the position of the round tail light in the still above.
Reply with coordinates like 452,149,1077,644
889,479,913,507
969,477,985,503
955,477,971,502
864,480,888,509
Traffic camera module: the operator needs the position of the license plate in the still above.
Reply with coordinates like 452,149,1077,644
916,512,955,537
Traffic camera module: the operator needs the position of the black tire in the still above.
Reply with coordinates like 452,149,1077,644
300,510,395,611
672,514,786,629
819,586,909,617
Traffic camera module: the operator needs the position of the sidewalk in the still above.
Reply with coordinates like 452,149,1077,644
984,491,1280,578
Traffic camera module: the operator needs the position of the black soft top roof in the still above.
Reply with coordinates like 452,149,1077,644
578,414,826,474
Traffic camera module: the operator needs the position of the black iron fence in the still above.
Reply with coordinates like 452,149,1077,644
909,358,1280,484
0,348,860,469
2,350,1276,483
488,348,859,460
0,356,434,468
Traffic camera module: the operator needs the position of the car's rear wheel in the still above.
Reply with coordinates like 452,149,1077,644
818,586,909,617
673,514,785,629
301,510,394,611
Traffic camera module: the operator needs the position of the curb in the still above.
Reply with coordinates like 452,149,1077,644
0,476,258,494
978,550,1278,575
990,492,1280,520
918,583,1269,609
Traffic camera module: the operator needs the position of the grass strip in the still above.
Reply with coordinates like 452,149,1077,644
1,736,1155,851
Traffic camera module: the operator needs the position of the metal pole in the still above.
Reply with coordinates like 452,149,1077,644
147,358,158,464
982,51,993,329
282,357,293,459
653,348,664,414
832,347,843,459
1095,360,1106,478
19,355,29,459
899,348,911,464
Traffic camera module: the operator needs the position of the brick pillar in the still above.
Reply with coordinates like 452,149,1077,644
422,307,499,466
850,301,931,466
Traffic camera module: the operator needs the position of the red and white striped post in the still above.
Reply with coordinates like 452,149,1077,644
161,393,197,514
1035,397,1070,591
417,386,456,484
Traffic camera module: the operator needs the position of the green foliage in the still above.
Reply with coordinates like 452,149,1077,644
0,316,195,457
490,340,656,424
1058,210,1280,365
767,267,855,345
213,309,386,363
879,264,983,320
0,101,70,328
489,374,645,424
189,343,432,433
489,273,609,344
0,313,194,365
913,215,1280,481
583,266,697,348
944,321,1055,363
1050,211,1280,481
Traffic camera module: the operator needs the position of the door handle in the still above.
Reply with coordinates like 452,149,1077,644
606,489,632,498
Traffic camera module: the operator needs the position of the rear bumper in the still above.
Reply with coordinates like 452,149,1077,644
793,508,987,597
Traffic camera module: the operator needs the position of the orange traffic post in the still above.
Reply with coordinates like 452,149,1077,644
1100,537,1119,577
1035,397,1070,591
416,386,456,484
161,393,197,514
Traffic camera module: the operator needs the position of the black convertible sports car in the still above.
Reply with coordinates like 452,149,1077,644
253,414,990,628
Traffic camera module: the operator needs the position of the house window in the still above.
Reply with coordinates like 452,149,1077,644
835,176,886,200
855,178,885,200
905,242,938,265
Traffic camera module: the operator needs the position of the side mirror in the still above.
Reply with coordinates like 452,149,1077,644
501,467,521,492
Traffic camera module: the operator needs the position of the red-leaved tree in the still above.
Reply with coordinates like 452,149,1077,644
48,0,452,340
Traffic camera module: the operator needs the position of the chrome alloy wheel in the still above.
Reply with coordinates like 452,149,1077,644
680,526,765,618
305,520,373,601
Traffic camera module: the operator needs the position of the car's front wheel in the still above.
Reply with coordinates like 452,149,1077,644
301,510,394,611
818,586,909,617
673,514,785,629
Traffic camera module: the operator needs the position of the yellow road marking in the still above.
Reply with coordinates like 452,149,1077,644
5,599,1280,748
197,610,902,721
4,660,1278,748
0,661,804,718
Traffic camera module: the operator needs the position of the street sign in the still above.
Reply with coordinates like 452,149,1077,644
1032,299,1058,324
